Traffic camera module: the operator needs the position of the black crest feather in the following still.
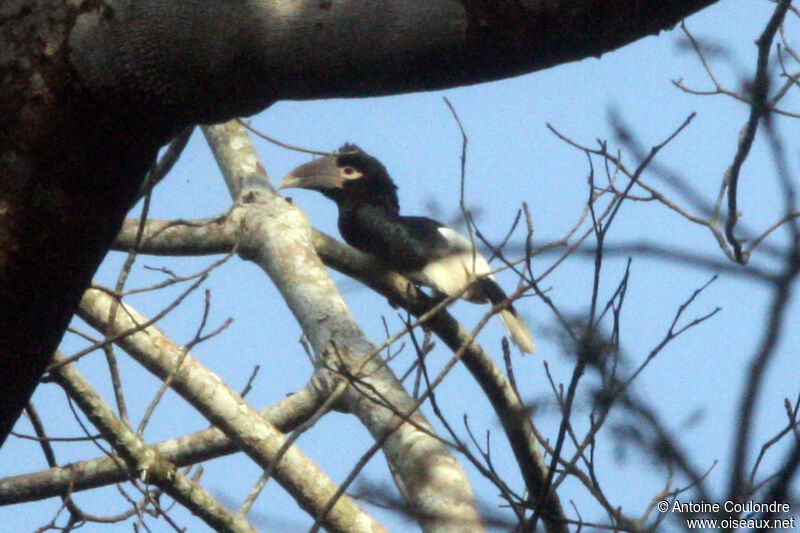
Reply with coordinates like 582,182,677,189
338,143,362,154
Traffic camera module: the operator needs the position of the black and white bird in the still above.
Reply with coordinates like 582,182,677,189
279,144,535,353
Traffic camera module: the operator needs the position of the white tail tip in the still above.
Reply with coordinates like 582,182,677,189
499,309,536,354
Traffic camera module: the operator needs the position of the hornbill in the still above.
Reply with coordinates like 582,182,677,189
279,144,535,353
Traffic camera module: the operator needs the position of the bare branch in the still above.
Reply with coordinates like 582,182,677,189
77,288,387,533
721,0,792,262
48,353,259,533
0,386,323,505
204,120,483,532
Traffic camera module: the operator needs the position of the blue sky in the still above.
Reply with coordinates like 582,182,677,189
2,1,799,531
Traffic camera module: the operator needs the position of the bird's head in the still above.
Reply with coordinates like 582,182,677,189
280,144,399,212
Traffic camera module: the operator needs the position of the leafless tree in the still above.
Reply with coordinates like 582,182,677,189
1,0,720,447
3,0,800,532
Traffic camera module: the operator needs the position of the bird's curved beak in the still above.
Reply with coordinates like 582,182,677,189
279,156,341,190
277,173,301,190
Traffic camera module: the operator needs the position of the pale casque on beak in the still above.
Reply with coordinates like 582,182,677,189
279,156,343,191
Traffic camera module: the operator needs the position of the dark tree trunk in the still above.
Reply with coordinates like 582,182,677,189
0,0,719,445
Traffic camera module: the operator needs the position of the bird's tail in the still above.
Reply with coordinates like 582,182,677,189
499,309,536,354
475,278,536,354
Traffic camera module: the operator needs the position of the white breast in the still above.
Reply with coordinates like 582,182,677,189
410,227,493,302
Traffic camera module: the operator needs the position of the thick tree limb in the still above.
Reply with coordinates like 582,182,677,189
77,288,387,533
113,214,567,529
0,0,719,455
67,0,720,122
204,121,485,532
48,352,259,533
0,386,323,505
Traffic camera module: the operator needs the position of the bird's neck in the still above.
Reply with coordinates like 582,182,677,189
336,199,400,238
329,174,400,214
331,190,400,216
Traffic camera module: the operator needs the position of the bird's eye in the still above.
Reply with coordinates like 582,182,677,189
342,167,355,175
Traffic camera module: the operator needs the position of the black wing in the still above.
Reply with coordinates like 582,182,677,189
339,205,468,272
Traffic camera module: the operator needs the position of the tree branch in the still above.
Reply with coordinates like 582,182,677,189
204,121,484,532
0,385,323,505
47,352,259,533
77,288,387,533
0,0,722,447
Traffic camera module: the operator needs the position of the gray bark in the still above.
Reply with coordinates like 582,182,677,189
78,288,387,533
0,0,719,465
204,121,485,532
